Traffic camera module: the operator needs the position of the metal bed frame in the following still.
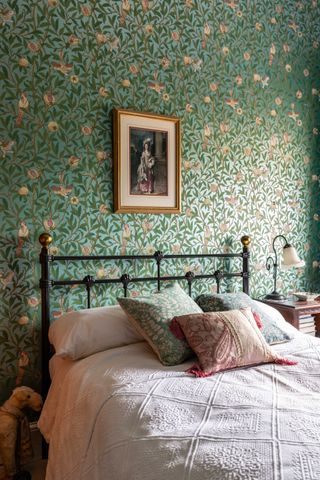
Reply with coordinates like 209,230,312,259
38,232,251,426
39,233,251,458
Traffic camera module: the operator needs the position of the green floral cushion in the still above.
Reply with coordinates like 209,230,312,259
196,292,293,345
118,283,203,366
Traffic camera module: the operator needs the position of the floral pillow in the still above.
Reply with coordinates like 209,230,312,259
196,292,293,345
117,283,202,366
171,308,296,377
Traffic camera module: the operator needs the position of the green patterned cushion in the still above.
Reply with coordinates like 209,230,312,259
118,283,203,366
196,292,293,345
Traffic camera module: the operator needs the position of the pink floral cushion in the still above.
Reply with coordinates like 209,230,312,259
171,308,296,377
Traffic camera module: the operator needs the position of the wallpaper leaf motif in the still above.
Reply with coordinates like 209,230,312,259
0,0,319,402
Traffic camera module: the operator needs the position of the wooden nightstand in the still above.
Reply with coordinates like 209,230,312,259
261,298,320,335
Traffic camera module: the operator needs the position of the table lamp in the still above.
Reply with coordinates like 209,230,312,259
264,234,305,300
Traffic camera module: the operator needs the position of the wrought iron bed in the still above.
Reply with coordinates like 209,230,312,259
38,232,251,441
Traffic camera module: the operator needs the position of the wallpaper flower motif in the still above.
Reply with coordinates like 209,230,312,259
0,0,319,402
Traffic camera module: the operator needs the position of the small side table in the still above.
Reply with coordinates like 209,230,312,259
261,298,320,335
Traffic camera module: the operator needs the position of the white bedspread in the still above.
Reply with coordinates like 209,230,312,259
39,334,320,480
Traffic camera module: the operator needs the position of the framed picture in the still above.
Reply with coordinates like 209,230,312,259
113,108,181,213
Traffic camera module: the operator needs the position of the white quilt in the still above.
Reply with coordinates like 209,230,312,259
39,334,320,480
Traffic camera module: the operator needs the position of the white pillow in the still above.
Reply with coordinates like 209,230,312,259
49,305,144,360
251,300,298,338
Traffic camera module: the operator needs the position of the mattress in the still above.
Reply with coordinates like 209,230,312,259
39,334,320,480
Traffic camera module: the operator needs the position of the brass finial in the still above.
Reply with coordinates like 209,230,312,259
39,232,53,248
241,235,251,248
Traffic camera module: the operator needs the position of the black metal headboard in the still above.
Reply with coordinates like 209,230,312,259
39,233,251,402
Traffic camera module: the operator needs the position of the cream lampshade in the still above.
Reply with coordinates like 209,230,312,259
282,244,305,269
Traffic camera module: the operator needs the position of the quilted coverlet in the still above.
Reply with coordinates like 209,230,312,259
39,334,320,480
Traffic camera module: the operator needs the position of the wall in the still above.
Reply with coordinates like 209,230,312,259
310,132,320,290
1,0,319,402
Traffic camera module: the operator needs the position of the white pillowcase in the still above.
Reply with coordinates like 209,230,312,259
49,305,144,360
251,300,298,338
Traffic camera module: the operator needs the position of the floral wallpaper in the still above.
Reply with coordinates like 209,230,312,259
0,0,319,402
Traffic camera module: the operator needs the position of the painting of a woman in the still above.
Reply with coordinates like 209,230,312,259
129,127,168,196
137,138,155,194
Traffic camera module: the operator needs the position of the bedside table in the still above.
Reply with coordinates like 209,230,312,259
261,298,320,335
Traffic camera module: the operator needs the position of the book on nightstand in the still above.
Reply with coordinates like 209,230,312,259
301,328,315,336
299,315,314,324
299,318,315,335
298,314,315,335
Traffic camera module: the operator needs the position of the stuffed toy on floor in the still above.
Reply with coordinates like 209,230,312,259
0,387,43,480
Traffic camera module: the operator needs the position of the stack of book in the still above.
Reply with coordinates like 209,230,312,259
299,314,316,335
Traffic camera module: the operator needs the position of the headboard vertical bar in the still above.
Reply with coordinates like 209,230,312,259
39,234,52,399
214,270,222,294
87,287,91,308
154,251,163,292
39,233,53,458
185,271,195,297
120,274,131,298
157,263,160,291
83,276,94,309
241,235,251,295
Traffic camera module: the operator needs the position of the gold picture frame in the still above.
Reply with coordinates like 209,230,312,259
113,108,181,214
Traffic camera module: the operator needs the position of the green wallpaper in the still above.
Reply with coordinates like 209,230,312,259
1,0,319,401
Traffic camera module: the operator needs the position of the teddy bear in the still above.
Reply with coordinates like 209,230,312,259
0,387,43,480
